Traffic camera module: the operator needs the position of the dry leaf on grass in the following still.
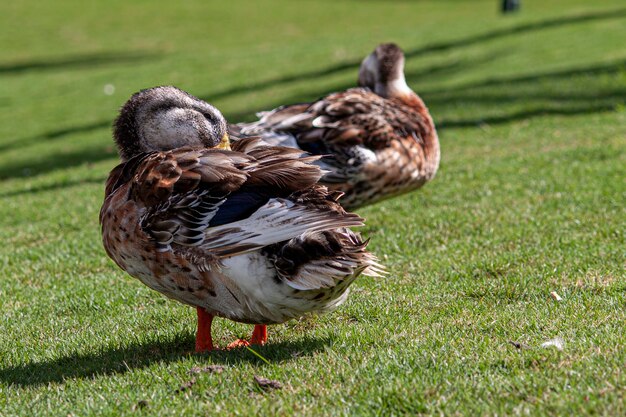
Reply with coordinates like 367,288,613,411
175,377,196,394
254,375,283,390
550,291,563,301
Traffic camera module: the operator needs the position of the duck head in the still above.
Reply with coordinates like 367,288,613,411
358,43,411,99
114,86,230,161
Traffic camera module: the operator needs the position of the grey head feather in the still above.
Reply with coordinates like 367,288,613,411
114,86,227,161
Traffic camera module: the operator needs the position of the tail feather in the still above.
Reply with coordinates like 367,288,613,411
269,228,384,291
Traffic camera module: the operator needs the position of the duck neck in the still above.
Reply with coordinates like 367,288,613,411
395,88,440,179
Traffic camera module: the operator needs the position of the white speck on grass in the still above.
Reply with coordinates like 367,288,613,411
104,84,115,95
550,291,563,301
541,337,564,351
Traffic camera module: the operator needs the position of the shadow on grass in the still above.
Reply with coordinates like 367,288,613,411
424,59,626,128
0,177,106,199
0,145,116,181
401,7,626,59
0,333,330,387
0,51,160,75
200,7,626,102
422,59,626,96
438,103,621,129
0,120,112,153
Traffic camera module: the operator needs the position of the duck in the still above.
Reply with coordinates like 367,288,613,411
100,86,383,351
231,43,440,210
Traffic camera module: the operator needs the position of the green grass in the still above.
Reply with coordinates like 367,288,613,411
1,0,625,415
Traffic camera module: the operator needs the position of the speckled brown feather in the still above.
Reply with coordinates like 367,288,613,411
234,87,439,209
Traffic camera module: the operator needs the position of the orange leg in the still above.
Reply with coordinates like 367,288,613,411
195,307,215,352
227,324,268,349
250,324,268,345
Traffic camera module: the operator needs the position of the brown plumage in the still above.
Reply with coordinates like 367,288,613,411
100,87,383,351
232,43,440,210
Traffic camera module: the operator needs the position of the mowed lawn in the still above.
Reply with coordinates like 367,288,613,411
1,0,625,415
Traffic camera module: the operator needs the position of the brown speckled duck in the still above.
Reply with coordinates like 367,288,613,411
100,86,383,351
232,43,440,210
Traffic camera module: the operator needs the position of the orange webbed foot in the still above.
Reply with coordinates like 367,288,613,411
226,339,252,349
226,325,268,350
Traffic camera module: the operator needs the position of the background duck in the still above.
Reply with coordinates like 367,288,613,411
231,43,440,210
100,86,383,352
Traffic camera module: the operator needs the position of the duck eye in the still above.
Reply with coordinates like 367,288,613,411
202,111,219,124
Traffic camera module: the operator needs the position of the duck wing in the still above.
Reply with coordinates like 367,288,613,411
233,89,429,185
110,139,364,259
235,88,427,151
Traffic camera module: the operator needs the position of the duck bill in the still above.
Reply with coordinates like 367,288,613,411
215,133,231,150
